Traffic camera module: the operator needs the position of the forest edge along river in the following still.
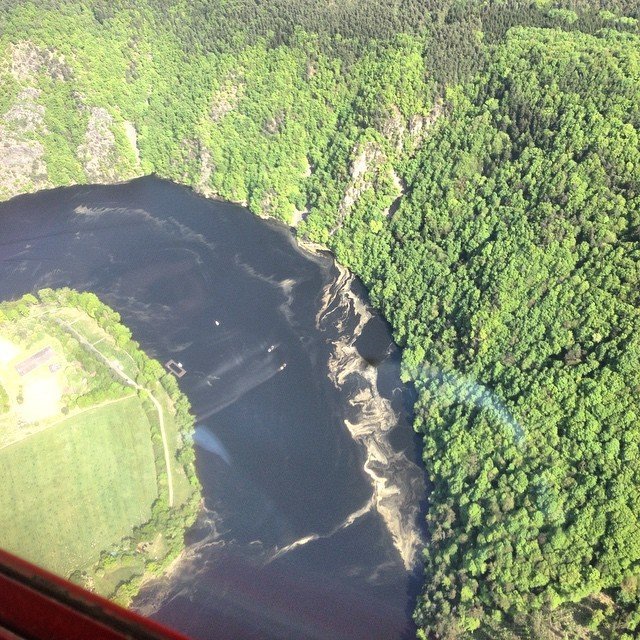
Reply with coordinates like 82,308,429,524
0,177,427,640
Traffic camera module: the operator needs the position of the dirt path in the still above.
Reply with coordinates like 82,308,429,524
55,318,175,507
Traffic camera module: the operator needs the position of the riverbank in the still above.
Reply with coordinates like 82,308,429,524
0,178,425,639
0,289,201,604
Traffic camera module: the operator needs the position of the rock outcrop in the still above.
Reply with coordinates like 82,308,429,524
333,141,403,232
9,41,71,82
77,107,120,182
378,99,444,154
0,88,48,199
123,120,141,166
210,78,242,122
196,142,215,197
407,99,444,147
0,41,71,199
1,40,141,194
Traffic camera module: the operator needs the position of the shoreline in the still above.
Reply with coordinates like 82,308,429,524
317,261,425,570
2,175,425,603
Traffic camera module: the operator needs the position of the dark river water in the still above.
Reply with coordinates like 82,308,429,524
0,177,426,640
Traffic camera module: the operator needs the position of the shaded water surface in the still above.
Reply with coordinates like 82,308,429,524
0,178,426,640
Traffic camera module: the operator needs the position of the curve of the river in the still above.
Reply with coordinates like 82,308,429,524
0,177,426,640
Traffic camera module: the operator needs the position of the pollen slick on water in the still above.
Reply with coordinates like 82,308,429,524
317,264,426,570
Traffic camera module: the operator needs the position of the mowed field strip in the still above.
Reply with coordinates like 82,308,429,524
0,395,158,576
56,316,176,507
0,393,134,452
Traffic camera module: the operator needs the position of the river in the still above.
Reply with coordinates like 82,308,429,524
0,177,426,640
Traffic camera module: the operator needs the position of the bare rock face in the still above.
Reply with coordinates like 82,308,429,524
9,41,71,82
336,142,402,226
1,41,140,199
4,87,46,133
289,158,312,227
0,41,69,199
378,100,444,154
123,120,141,166
388,168,404,217
196,142,215,197
77,107,119,182
407,99,443,145
259,190,278,218
263,110,285,135
0,88,48,199
336,99,442,226
210,81,241,122
290,208,307,227
0,131,48,200
341,142,385,212
169,137,217,198
378,105,407,153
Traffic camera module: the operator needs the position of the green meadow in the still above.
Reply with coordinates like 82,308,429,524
0,290,200,601
0,395,157,576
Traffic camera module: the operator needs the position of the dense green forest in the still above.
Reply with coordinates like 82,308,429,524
1,1,640,637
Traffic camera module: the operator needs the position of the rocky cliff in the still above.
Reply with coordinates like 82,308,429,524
0,41,142,200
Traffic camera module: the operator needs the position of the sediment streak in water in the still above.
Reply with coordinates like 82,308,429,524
269,496,375,563
317,263,425,570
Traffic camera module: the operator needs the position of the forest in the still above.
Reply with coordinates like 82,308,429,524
1,1,639,638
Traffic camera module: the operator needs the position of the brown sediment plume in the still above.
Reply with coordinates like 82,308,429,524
317,262,425,570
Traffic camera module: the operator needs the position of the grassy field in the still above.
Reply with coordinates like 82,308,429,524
0,395,158,576
0,334,68,445
0,292,200,599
